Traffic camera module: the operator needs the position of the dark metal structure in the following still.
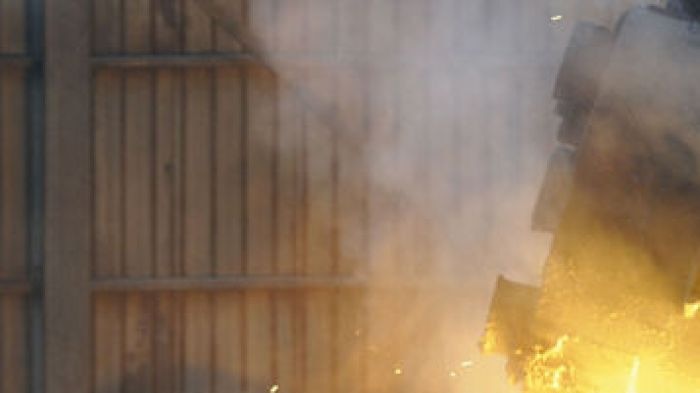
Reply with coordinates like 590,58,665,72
483,4,700,392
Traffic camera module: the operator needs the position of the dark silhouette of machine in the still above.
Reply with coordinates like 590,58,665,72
481,2,700,392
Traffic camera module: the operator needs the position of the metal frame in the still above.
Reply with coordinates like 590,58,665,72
92,276,367,292
4,4,377,393
26,0,45,392
44,1,92,393
90,52,563,71
0,276,473,292
92,52,256,68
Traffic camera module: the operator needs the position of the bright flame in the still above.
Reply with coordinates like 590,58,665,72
626,357,641,393
551,365,567,390
550,335,569,354
550,15,563,22
269,384,280,393
394,367,403,376
480,323,499,354
523,335,577,392
684,302,700,319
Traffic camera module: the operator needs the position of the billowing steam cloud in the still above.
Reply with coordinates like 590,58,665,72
200,0,663,391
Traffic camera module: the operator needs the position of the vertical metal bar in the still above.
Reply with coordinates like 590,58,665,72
25,0,44,392
44,1,92,393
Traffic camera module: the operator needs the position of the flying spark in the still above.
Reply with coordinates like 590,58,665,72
461,360,474,368
626,357,641,393
550,15,563,22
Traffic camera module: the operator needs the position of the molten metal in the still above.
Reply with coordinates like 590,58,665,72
481,5,700,393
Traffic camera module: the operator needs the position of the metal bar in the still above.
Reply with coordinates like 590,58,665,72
91,52,561,70
92,276,368,292
25,0,45,391
0,55,34,67
90,276,482,292
44,1,92,393
91,52,257,68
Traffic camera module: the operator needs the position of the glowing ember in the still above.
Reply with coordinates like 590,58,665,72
683,302,700,319
523,335,577,393
480,323,499,354
480,5,700,393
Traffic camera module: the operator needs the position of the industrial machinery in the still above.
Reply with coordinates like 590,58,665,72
481,3,700,392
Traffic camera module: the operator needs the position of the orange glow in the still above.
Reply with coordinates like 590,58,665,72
523,335,577,392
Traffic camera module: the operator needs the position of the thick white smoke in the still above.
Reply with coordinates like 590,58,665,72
201,0,665,391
